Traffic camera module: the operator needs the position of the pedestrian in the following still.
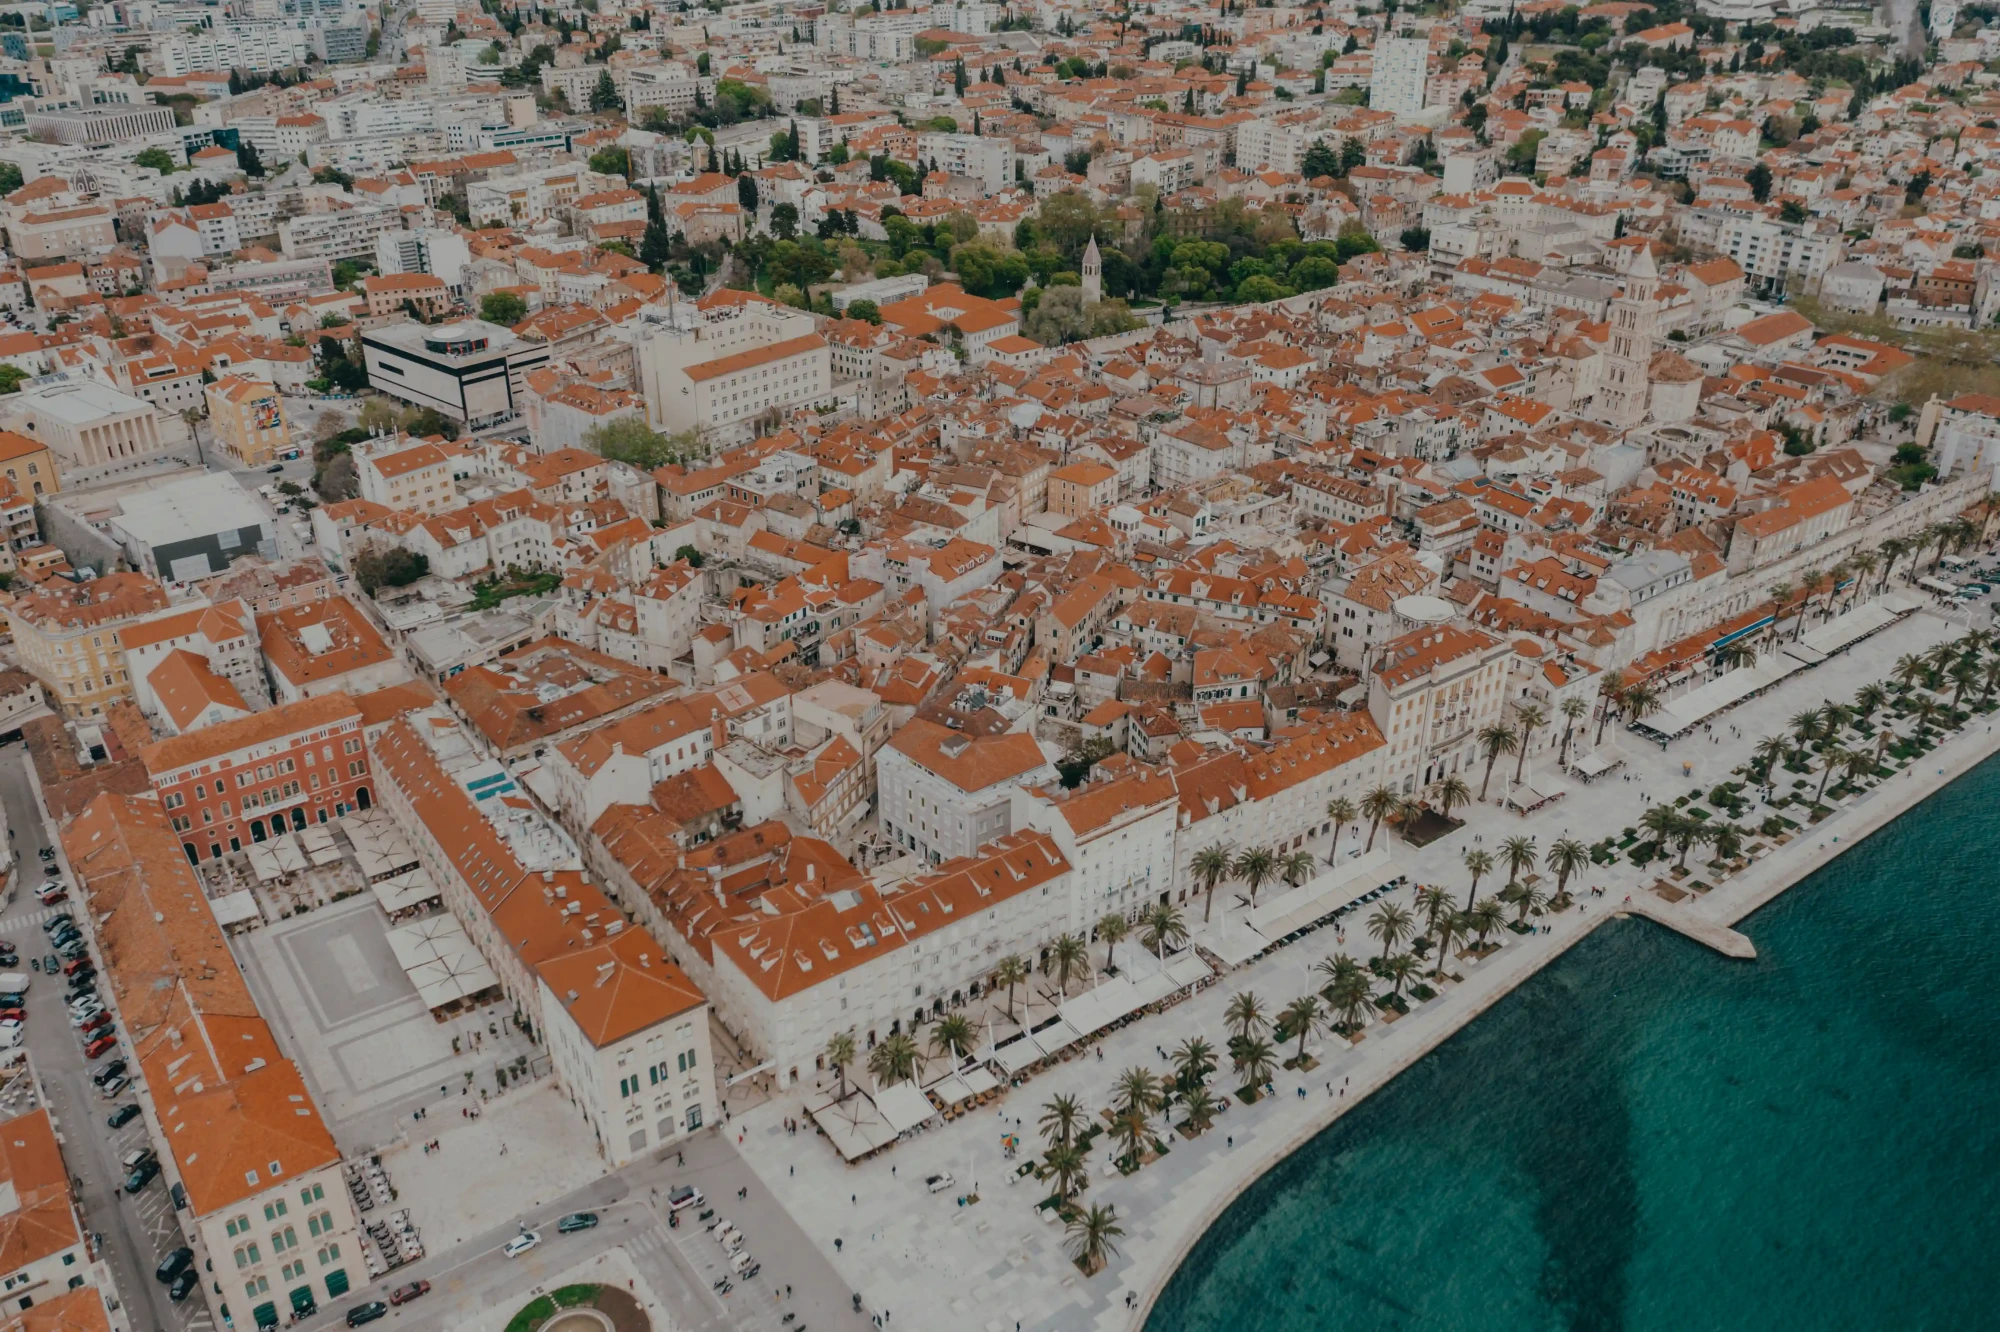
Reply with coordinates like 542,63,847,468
790,1165,794,1177
1226,1135,1232,1148
852,1193,857,1205
835,1237,843,1252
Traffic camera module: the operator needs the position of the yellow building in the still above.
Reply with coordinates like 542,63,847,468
6,571,171,717
0,428,60,497
204,375,290,467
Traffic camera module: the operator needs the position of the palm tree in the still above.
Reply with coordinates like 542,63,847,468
1557,695,1589,765
1232,1035,1276,1093
1326,971,1372,1031
1360,784,1399,852
930,1012,974,1063
1640,803,1684,856
1546,836,1589,901
1366,901,1413,960
1225,990,1268,1044
1280,848,1318,889
1671,818,1709,870
1813,744,1848,805
1138,902,1188,956
1753,733,1789,781
1178,1085,1220,1133
824,1031,856,1101
1433,908,1465,972
1112,1066,1163,1123
1314,951,1363,994
1067,1203,1123,1274
1511,882,1548,923
1983,657,2000,699
1621,682,1660,729
1468,897,1506,948
1715,640,1756,673
1823,702,1854,741
1040,1093,1084,1150
1171,1037,1216,1094
1393,795,1425,843
1914,696,1945,738
1853,682,1888,721
1791,707,1827,755
1381,951,1421,998
868,1032,921,1087
1461,846,1495,912
1892,652,1928,691
1432,772,1471,822
1233,846,1277,907
1048,933,1090,993
1948,655,1979,711
1878,537,1908,590
1277,994,1323,1064
1096,913,1128,974
1768,581,1794,636
1512,703,1547,783
1044,1141,1088,1200
1795,568,1824,640
1706,821,1744,867
1849,549,1879,601
1594,669,1626,745
1476,723,1518,800
1324,797,1357,861
1415,883,1454,950
1111,1106,1151,1165
1500,834,1538,889
1190,842,1231,923
993,954,1029,1022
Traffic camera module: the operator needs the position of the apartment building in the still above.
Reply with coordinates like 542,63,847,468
1366,624,1515,795
357,273,452,321
6,573,171,718
205,376,291,468
916,132,1013,193
370,707,719,1161
876,719,1057,865
0,1107,101,1315
1371,37,1430,117
0,429,59,498
277,206,402,262
6,203,117,263
63,794,362,1332
139,692,373,862
355,439,457,513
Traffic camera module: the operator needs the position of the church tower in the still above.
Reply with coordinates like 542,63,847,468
1596,244,1659,431
1082,234,1102,305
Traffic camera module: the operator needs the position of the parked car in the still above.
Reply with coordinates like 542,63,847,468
388,1281,430,1306
0,1020,21,1049
64,958,93,977
37,848,53,861
107,1104,140,1128
0,1009,23,1024
502,1230,541,1258
266,463,286,474
41,863,59,879
84,1034,117,1059
557,1212,598,1233
78,1012,112,1036
121,1148,156,1172
155,1247,194,1282
38,887,66,907
42,914,71,933
167,1269,197,1302
124,1158,160,1191
92,1059,126,1086
667,1184,704,1211
43,956,58,974
343,1302,387,1327
99,1076,129,1099
926,1172,956,1194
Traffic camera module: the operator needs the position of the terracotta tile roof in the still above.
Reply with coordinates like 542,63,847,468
884,717,1051,792
536,927,705,1047
443,636,674,752
682,335,827,384
62,794,339,1218
0,1109,81,1275
261,598,396,688
147,649,249,732
140,691,359,778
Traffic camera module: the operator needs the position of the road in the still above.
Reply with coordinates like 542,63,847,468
0,746,212,1332
1888,0,1924,59
283,1126,869,1332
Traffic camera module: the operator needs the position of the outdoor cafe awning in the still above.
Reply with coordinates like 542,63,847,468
989,1035,1043,1075
1246,847,1398,945
874,1080,938,1135
807,1089,897,1161
1031,1018,1085,1058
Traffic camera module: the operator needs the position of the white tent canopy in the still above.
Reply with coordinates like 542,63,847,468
385,915,501,1014
873,1081,937,1135
1246,847,1398,945
806,1089,897,1161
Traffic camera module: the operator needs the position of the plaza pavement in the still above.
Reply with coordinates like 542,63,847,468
727,601,1984,1331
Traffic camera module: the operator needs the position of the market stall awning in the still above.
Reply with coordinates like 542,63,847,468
874,1080,937,1135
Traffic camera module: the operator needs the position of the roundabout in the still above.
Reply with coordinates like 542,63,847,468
503,1284,649,1332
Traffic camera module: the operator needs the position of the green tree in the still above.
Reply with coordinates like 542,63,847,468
589,69,622,113
845,299,881,324
0,365,26,395
823,1031,856,1100
353,548,430,594
588,145,630,178
769,201,799,239
1299,138,1338,179
1747,162,1773,202
479,291,528,326
132,146,178,174
0,163,20,196
583,417,701,469
237,140,264,177
737,173,760,212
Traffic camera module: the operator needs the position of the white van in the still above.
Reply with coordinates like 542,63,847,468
0,972,28,994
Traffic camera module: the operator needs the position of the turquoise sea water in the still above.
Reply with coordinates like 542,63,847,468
1148,755,2000,1332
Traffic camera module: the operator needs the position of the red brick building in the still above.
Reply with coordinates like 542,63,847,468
138,692,373,863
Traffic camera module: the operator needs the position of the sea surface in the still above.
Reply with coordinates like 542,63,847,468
1147,754,2000,1332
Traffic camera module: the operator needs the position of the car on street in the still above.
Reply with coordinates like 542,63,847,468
267,463,286,474
84,1034,117,1059
668,1185,704,1211
926,1172,956,1194
168,1269,197,1302
125,1158,160,1191
0,1008,22,1024
0,953,16,969
388,1281,430,1306
0,1021,21,1049
344,1302,387,1327
41,955,56,973
557,1212,598,1233
107,1103,140,1128
502,1230,542,1258
63,958,92,977
37,848,52,860
155,1247,193,1282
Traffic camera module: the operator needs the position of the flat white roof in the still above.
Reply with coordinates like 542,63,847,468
111,472,268,545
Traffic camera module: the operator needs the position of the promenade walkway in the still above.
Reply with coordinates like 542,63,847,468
725,604,1985,1331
